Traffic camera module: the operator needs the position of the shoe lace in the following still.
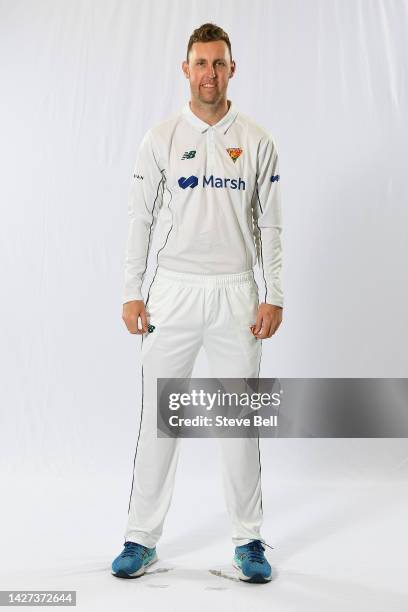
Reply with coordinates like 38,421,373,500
122,541,145,558
244,539,273,563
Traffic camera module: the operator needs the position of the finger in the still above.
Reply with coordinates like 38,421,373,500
256,317,272,339
270,319,281,336
139,309,148,333
253,311,263,335
270,317,283,336
133,318,143,334
265,318,275,338
130,314,144,335
267,325,275,338
254,324,266,339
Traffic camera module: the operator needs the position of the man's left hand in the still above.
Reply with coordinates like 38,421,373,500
250,303,283,339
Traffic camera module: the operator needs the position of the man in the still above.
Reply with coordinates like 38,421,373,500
112,22,283,584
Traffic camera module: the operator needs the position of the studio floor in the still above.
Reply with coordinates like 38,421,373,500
1,462,408,612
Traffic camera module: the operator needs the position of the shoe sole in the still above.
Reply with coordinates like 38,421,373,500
233,561,272,584
112,553,158,579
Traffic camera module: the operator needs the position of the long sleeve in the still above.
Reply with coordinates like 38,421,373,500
122,130,164,304
252,135,284,307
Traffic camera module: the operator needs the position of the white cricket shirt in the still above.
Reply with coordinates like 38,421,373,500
123,100,284,307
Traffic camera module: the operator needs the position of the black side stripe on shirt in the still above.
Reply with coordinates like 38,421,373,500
145,170,173,306
138,170,166,296
254,184,268,304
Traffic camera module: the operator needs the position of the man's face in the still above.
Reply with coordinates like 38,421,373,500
182,40,235,106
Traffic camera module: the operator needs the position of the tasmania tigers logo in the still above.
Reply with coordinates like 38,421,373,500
226,148,243,163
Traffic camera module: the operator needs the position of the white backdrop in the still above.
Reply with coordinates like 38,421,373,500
1,1,408,610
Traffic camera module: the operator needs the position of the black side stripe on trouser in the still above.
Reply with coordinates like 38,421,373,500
126,358,145,523
256,340,264,516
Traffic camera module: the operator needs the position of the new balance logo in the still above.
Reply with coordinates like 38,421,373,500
178,175,199,189
271,174,280,182
181,150,196,159
178,175,246,191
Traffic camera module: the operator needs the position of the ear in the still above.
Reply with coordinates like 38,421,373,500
182,60,189,79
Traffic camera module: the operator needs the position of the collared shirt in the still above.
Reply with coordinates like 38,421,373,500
123,99,283,306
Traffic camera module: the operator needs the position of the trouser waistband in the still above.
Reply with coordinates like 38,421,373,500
155,266,255,287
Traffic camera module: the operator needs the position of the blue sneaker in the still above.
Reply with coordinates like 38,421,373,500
233,540,272,583
111,541,158,578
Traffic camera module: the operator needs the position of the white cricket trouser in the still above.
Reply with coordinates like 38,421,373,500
125,267,265,548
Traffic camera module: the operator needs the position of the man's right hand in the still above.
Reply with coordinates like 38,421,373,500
122,300,148,334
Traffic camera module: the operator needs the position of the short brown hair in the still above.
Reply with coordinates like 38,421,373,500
186,22,232,63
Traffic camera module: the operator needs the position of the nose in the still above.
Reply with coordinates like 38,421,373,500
207,65,216,79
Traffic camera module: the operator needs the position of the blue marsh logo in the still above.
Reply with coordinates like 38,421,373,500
178,176,199,189
178,175,246,191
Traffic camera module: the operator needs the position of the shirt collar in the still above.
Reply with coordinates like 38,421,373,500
182,99,238,134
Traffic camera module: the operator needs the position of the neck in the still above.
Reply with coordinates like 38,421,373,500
189,98,231,126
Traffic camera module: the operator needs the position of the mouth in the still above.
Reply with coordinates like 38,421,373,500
201,83,216,88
